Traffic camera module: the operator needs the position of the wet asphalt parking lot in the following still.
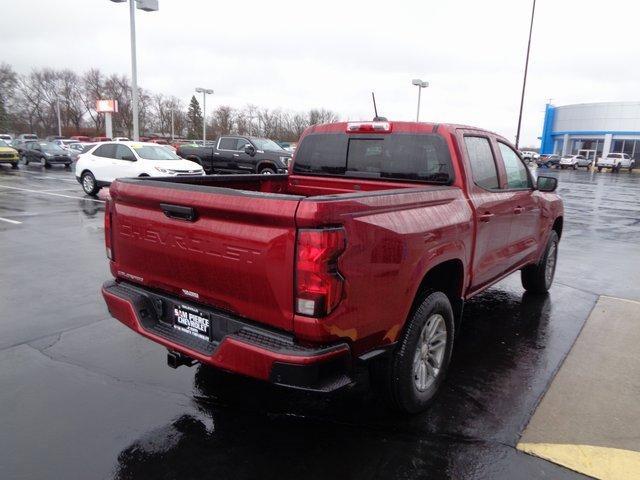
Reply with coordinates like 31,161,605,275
1,164,639,479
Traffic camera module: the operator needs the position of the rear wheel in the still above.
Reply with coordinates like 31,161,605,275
81,171,100,196
521,230,559,294
372,291,454,413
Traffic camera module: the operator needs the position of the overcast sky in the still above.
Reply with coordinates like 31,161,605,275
3,0,638,146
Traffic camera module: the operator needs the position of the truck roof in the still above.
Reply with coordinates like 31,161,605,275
304,121,503,139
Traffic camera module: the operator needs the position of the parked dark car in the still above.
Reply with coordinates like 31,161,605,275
177,136,292,174
21,141,72,168
10,139,28,154
537,154,560,168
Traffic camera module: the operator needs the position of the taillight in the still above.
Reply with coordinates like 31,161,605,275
104,198,113,260
295,228,346,317
346,121,392,133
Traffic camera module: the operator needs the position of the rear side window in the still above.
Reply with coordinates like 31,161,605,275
293,133,453,184
94,144,117,158
219,137,238,150
464,136,499,190
498,142,530,189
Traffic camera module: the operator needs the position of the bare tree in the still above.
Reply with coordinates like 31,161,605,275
81,69,105,133
0,63,18,132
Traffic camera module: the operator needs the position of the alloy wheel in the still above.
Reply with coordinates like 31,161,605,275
412,314,447,392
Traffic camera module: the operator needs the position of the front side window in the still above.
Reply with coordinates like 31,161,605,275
498,142,530,189
115,145,135,160
235,138,250,150
219,137,238,150
464,136,499,190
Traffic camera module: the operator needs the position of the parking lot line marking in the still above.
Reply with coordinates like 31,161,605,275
0,216,22,225
518,443,640,480
12,171,77,182
0,184,104,203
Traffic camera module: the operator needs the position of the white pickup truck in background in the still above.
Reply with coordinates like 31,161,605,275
596,152,635,172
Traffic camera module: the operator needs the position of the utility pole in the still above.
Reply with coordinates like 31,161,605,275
515,0,537,149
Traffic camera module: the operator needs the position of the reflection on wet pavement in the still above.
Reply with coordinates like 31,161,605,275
113,281,595,479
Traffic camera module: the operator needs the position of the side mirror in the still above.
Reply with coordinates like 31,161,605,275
122,155,136,162
537,175,557,192
244,144,256,156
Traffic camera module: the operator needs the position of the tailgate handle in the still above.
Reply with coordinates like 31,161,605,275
160,203,197,222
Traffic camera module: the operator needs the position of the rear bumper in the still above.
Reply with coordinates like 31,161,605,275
102,280,353,392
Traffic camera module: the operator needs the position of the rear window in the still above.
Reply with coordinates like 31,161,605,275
293,133,453,184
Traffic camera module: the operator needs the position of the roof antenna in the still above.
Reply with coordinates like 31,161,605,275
371,92,387,122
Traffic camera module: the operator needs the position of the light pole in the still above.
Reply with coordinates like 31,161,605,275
195,87,213,143
412,79,429,122
170,110,174,141
55,97,62,137
515,0,537,150
110,0,159,141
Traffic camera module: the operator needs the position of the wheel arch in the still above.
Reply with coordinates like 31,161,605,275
256,160,277,173
552,216,563,239
409,258,466,335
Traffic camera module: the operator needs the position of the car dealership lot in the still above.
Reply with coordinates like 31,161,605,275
1,165,639,479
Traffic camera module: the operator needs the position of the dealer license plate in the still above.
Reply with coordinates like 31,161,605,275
173,304,210,341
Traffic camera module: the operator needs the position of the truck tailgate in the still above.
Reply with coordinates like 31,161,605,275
108,179,302,332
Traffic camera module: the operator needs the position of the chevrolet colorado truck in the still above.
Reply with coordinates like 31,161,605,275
101,121,563,413
177,135,292,175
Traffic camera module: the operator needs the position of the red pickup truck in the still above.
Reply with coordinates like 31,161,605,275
101,121,563,413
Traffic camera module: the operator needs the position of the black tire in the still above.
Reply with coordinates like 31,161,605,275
21,155,28,165
65,163,71,169
372,291,455,413
597,166,602,172
11,162,18,169
521,230,559,294
81,171,100,196
259,166,276,175
41,156,51,169
573,164,577,170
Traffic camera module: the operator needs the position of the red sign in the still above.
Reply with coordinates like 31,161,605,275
96,100,118,113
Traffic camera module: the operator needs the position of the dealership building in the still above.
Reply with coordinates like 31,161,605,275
539,101,640,162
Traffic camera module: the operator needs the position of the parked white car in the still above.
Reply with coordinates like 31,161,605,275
596,153,635,172
75,141,205,196
521,150,540,161
559,155,580,169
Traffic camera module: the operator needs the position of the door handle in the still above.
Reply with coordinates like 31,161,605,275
479,212,494,223
160,203,197,222
233,153,239,157
213,152,220,155
514,206,524,214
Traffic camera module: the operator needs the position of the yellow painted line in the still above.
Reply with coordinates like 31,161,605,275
518,442,640,480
